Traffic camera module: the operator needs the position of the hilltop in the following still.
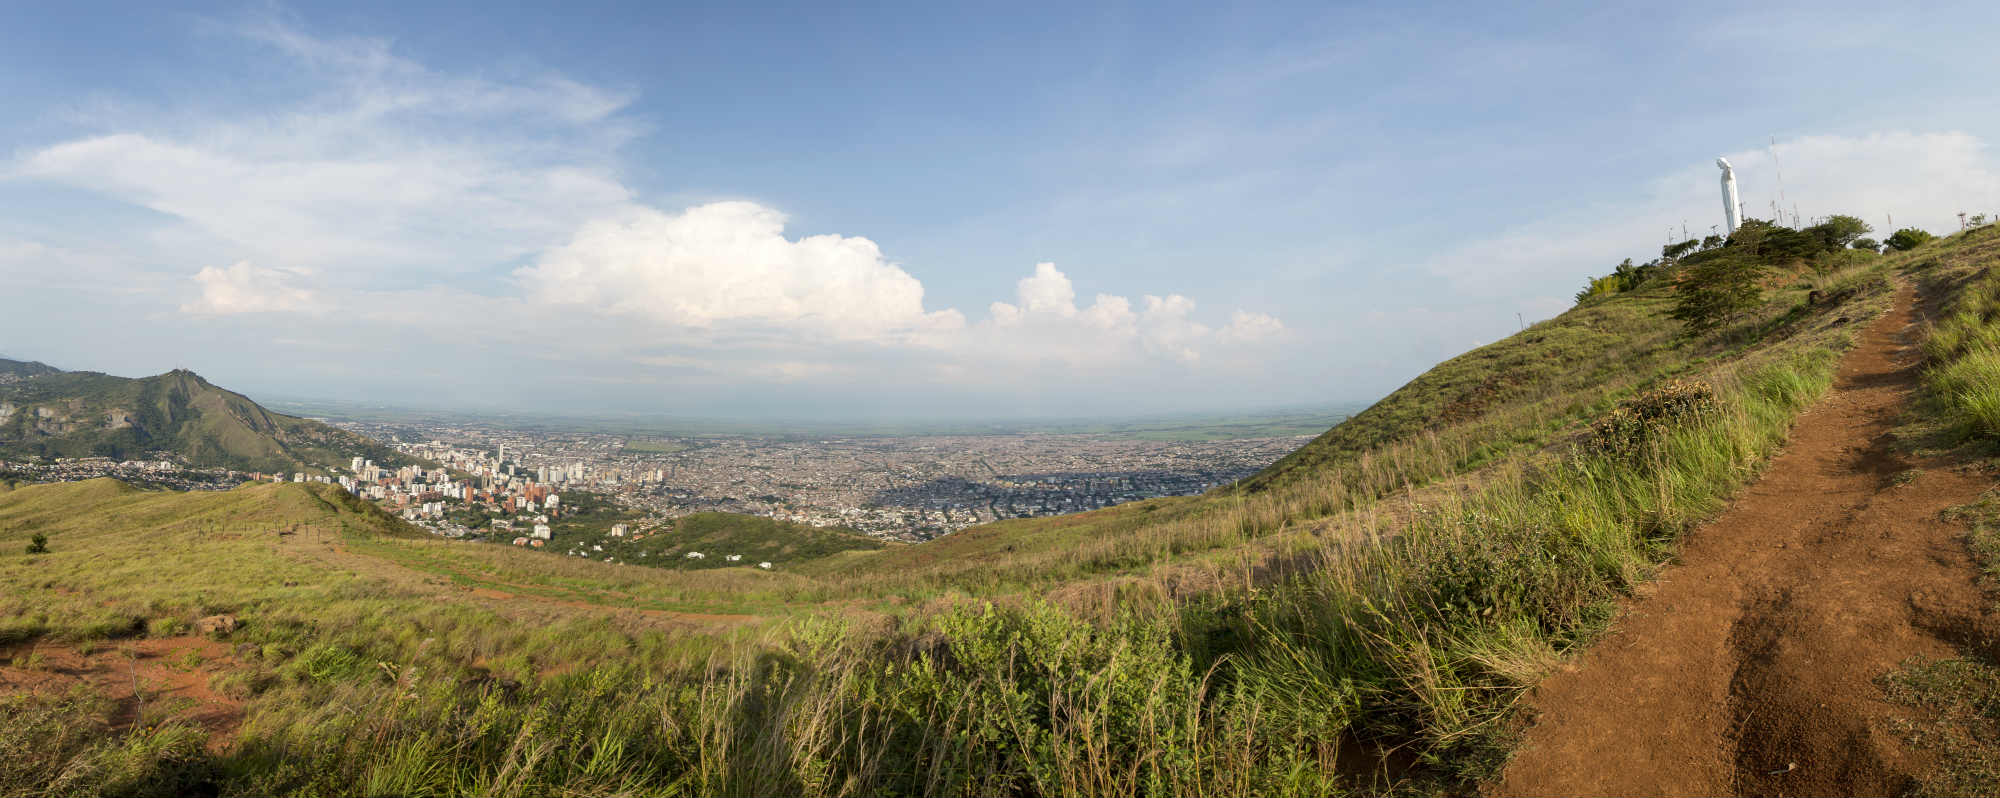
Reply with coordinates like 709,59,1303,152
8,221,2000,795
0,359,411,474
0,357,61,384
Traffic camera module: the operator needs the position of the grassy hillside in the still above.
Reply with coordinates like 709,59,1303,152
3,221,1978,796
0,362,411,474
517,499,885,571
602,512,884,568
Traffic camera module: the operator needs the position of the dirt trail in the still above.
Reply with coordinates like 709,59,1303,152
1492,281,1999,797
0,636,245,751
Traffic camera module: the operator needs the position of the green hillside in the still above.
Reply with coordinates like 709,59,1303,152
556,511,883,569
0,361,410,474
7,221,1996,795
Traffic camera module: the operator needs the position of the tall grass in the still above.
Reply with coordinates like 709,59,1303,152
1920,250,2000,441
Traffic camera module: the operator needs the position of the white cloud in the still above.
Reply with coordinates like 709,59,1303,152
518,201,965,342
234,15,634,126
1017,262,1079,316
16,131,630,274
1219,310,1284,343
183,261,317,315
517,205,1285,370
968,262,1276,368
0,240,47,262
7,15,633,276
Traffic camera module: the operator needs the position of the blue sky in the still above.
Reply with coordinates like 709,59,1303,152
3,1,1999,420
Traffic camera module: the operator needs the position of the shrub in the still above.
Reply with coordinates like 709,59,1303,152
1887,228,1936,251
1574,274,1623,303
1851,237,1879,252
1587,380,1719,457
286,642,368,684
1806,214,1871,250
1670,254,1766,334
25,534,47,555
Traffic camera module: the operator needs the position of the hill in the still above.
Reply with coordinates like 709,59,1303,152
0,360,411,474
8,222,1999,795
548,510,885,569
0,357,61,384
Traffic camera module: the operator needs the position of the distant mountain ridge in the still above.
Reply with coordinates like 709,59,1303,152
0,357,410,473
0,357,62,384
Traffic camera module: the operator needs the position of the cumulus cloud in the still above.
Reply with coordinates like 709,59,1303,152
971,262,1279,367
516,205,1285,367
182,261,317,315
518,201,965,342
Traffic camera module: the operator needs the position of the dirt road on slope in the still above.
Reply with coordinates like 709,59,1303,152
1492,281,1999,797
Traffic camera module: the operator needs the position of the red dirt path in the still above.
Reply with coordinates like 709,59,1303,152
0,636,246,750
1492,281,1999,796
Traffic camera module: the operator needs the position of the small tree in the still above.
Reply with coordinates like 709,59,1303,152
1809,214,1872,250
1886,227,1936,251
1700,234,1725,250
1671,255,1766,335
1850,237,1879,252
26,534,47,554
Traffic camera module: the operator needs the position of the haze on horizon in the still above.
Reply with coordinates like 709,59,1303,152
3,1,1998,421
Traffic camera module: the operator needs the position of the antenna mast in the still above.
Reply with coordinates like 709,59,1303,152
1770,136,1788,222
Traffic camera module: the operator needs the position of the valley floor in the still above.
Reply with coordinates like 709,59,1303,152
1492,281,1998,795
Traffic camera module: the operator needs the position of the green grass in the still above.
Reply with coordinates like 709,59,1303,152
1881,482,2000,797
618,438,692,455
1914,225,2000,445
1883,655,2000,798
0,230,1946,795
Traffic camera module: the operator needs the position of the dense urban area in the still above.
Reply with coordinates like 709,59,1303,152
345,422,1309,540
0,422,1316,543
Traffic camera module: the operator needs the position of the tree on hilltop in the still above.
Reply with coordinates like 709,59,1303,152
1806,215,1871,250
1886,228,1935,251
1670,254,1766,336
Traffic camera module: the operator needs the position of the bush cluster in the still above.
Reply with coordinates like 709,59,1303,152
1587,380,1719,457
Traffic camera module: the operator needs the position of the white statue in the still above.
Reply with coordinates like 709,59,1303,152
1717,157,1741,235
